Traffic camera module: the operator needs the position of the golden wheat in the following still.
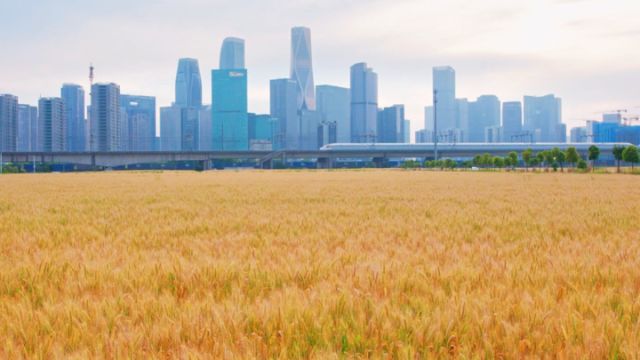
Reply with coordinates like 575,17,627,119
0,170,639,358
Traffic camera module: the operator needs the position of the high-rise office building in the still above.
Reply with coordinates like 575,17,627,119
424,106,434,142
291,27,315,112
433,66,456,134
175,58,203,108
502,101,523,142
248,113,277,150
212,69,248,151
160,106,181,151
570,126,587,143
120,95,156,151
403,119,410,143
38,97,66,152
0,94,18,152
300,110,321,150
350,63,378,143
468,95,501,142
17,104,38,152
455,99,469,142
220,37,245,70
317,85,350,143
270,79,298,150
90,83,121,152
524,94,562,142
181,107,200,151
198,105,213,151
61,84,86,152
377,105,405,143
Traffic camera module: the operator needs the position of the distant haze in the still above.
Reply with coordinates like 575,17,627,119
1,0,639,134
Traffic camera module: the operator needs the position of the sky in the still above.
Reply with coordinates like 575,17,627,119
1,0,640,137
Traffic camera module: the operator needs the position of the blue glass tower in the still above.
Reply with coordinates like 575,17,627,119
212,69,248,151
61,84,86,152
175,58,203,108
120,95,156,151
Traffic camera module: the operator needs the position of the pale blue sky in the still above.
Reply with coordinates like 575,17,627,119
1,0,639,132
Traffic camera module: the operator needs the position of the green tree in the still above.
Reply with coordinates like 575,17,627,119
577,159,588,171
508,152,518,169
522,149,533,171
503,157,512,169
482,153,493,168
588,145,600,172
622,145,639,170
530,158,540,169
613,145,626,173
536,152,545,168
565,147,580,168
544,151,554,169
493,157,504,169
556,150,566,172
473,155,482,168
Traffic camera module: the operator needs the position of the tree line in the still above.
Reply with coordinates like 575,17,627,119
406,145,640,172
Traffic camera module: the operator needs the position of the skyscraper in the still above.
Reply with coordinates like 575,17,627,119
350,63,378,143
17,104,38,152
248,113,277,150
0,94,18,152
175,58,203,108
455,99,469,142
316,85,350,143
403,119,410,143
291,27,315,112
160,106,182,151
90,83,121,152
523,94,562,142
212,69,248,151
198,105,213,151
502,101,523,142
120,95,156,151
270,79,298,150
377,105,405,143
181,107,200,151
61,84,86,152
468,95,501,143
220,37,245,70
433,66,456,134
38,97,66,152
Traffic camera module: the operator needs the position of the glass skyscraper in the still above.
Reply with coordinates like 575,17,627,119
468,95,501,143
433,66,456,135
175,58,203,109
316,85,350,143
38,97,66,152
90,83,121,152
524,94,563,142
502,101,523,142
291,27,315,112
17,104,38,151
350,63,378,143
0,94,18,152
270,79,298,150
212,69,248,151
61,84,86,152
220,37,245,70
160,106,181,151
377,105,405,143
120,95,156,151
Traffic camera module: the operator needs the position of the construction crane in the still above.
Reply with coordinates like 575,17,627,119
623,116,640,126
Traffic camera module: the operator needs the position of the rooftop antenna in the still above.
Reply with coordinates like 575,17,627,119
89,63,95,87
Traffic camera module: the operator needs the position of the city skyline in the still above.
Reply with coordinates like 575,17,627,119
1,0,640,136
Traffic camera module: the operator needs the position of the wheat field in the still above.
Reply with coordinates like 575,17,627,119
0,170,639,358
